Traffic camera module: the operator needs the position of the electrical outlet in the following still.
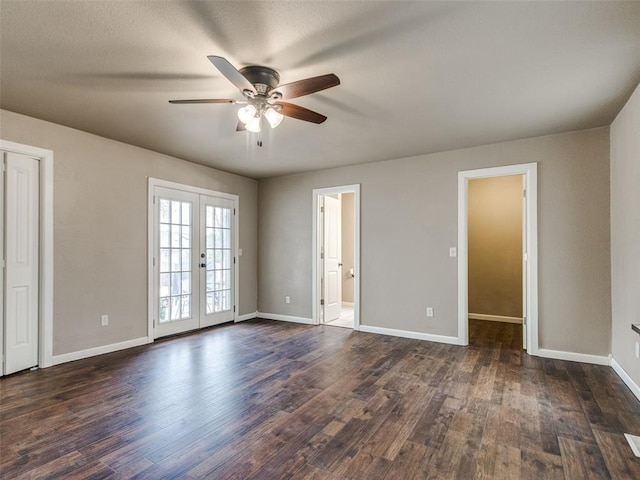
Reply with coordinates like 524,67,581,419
101,315,109,326
285,296,291,304
426,307,434,317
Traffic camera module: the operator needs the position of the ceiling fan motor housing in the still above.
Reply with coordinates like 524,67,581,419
239,66,280,95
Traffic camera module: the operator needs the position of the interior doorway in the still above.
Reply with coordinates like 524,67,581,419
312,185,360,330
467,174,524,347
457,163,538,354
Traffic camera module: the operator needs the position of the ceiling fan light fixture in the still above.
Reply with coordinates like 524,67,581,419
265,107,284,129
237,104,257,124
245,115,261,133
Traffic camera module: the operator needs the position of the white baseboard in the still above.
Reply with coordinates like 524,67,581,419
257,312,315,325
236,311,258,322
359,325,462,345
536,348,610,366
611,357,640,402
469,313,523,324
51,336,152,366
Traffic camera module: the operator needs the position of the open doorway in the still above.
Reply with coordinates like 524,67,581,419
467,175,524,348
457,163,538,354
312,185,360,330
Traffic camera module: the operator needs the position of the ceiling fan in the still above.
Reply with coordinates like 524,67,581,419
169,56,340,146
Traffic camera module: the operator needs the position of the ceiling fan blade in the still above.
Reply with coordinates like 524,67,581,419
207,55,257,95
273,74,340,100
169,99,235,104
236,121,246,132
275,102,327,124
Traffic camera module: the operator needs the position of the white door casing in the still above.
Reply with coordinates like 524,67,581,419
323,195,342,322
458,162,538,354
312,184,361,330
4,152,39,374
522,175,528,350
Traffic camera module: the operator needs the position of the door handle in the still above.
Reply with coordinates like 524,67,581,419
338,263,343,267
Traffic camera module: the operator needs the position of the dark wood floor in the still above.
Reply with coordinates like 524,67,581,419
1,319,640,479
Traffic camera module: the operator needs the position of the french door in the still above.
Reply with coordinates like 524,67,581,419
153,186,235,339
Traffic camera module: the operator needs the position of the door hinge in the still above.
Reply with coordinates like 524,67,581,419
523,252,528,262
234,208,236,215
320,206,324,213
233,257,236,265
523,189,527,198
233,305,236,312
320,299,324,306
523,316,527,326
153,195,156,204
153,257,155,266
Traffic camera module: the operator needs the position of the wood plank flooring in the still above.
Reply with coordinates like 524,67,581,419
1,319,640,479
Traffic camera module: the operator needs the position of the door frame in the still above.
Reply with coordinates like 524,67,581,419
0,139,54,370
457,162,538,354
312,184,360,329
147,178,239,339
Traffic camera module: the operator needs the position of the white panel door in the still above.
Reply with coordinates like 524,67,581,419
4,152,39,374
323,195,342,322
200,196,235,327
154,187,201,338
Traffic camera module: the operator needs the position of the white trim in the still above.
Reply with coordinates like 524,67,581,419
51,337,151,366
312,185,361,331
624,434,640,457
342,302,354,307
611,357,640,402
537,348,610,366
458,162,538,354
359,325,462,345
468,313,523,324
236,312,258,322
147,177,240,340
0,140,54,369
258,312,314,325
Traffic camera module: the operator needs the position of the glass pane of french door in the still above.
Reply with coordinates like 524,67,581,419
200,195,234,327
154,187,200,338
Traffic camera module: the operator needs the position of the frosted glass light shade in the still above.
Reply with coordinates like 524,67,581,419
264,107,284,128
237,104,257,124
245,116,261,133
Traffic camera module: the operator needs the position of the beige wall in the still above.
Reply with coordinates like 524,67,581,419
258,127,611,356
341,193,355,303
0,109,258,356
468,175,523,318
611,82,640,386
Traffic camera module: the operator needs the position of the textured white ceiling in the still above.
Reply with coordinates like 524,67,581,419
1,1,639,179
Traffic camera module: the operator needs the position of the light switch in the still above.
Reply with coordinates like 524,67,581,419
449,247,457,257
